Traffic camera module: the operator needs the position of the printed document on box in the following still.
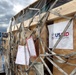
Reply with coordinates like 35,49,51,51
27,37,36,56
15,45,30,65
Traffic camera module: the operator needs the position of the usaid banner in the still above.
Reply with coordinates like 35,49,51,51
48,20,73,49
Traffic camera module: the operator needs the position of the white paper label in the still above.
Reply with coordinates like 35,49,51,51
27,37,36,56
48,20,73,49
15,45,30,65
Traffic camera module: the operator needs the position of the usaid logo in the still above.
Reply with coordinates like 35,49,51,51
52,32,69,39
